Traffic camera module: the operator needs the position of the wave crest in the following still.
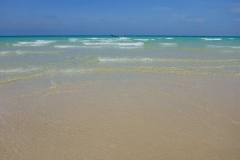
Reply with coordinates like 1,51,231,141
159,43,177,47
13,40,56,47
200,38,222,41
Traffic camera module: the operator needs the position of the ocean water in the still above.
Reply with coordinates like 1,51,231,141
0,36,240,85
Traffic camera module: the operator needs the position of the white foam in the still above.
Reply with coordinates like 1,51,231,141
159,43,177,46
13,40,56,47
0,50,46,55
46,68,91,74
134,39,149,41
118,37,131,40
207,45,240,49
59,69,88,73
0,51,27,55
54,45,105,49
228,59,240,62
69,38,79,42
118,42,144,46
200,38,222,41
0,67,40,73
98,57,152,62
54,45,80,48
166,38,174,40
87,38,100,40
83,42,144,47
15,50,28,54
119,46,141,49
0,51,10,55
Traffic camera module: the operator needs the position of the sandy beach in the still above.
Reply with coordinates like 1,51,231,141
1,74,240,159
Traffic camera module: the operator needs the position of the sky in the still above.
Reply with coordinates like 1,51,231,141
1,0,240,36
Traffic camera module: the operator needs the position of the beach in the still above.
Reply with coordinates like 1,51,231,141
0,36,240,159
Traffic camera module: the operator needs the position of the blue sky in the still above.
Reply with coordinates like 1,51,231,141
1,0,240,36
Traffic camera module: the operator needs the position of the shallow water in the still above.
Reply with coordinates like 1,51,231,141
0,36,240,85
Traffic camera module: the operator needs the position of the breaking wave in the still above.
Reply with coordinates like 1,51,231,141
134,39,149,41
69,38,79,42
0,51,10,55
83,42,144,47
54,45,81,48
13,40,56,47
159,43,177,47
200,38,222,41
207,45,240,49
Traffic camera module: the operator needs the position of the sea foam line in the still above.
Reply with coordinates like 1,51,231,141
54,45,106,49
69,38,79,42
54,45,81,48
58,69,91,73
83,42,144,47
118,37,131,40
13,40,56,47
46,68,92,74
98,57,153,62
0,67,40,73
98,57,237,63
0,51,10,55
134,39,149,41
159,43,177,46
0,50,52,55
200,38,222,41
207,45,240,49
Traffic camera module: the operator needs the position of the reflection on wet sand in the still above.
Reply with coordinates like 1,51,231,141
0,75,240,159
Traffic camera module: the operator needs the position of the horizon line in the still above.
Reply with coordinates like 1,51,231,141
1,34,240,37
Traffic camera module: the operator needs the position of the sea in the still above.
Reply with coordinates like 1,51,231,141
0,36,240,86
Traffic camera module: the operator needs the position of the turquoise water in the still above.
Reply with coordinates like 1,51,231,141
0,36,240,84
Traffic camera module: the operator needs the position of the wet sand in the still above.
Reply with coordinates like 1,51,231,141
0,74,240,159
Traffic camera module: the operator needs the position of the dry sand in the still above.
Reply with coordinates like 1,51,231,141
0,74,240,159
